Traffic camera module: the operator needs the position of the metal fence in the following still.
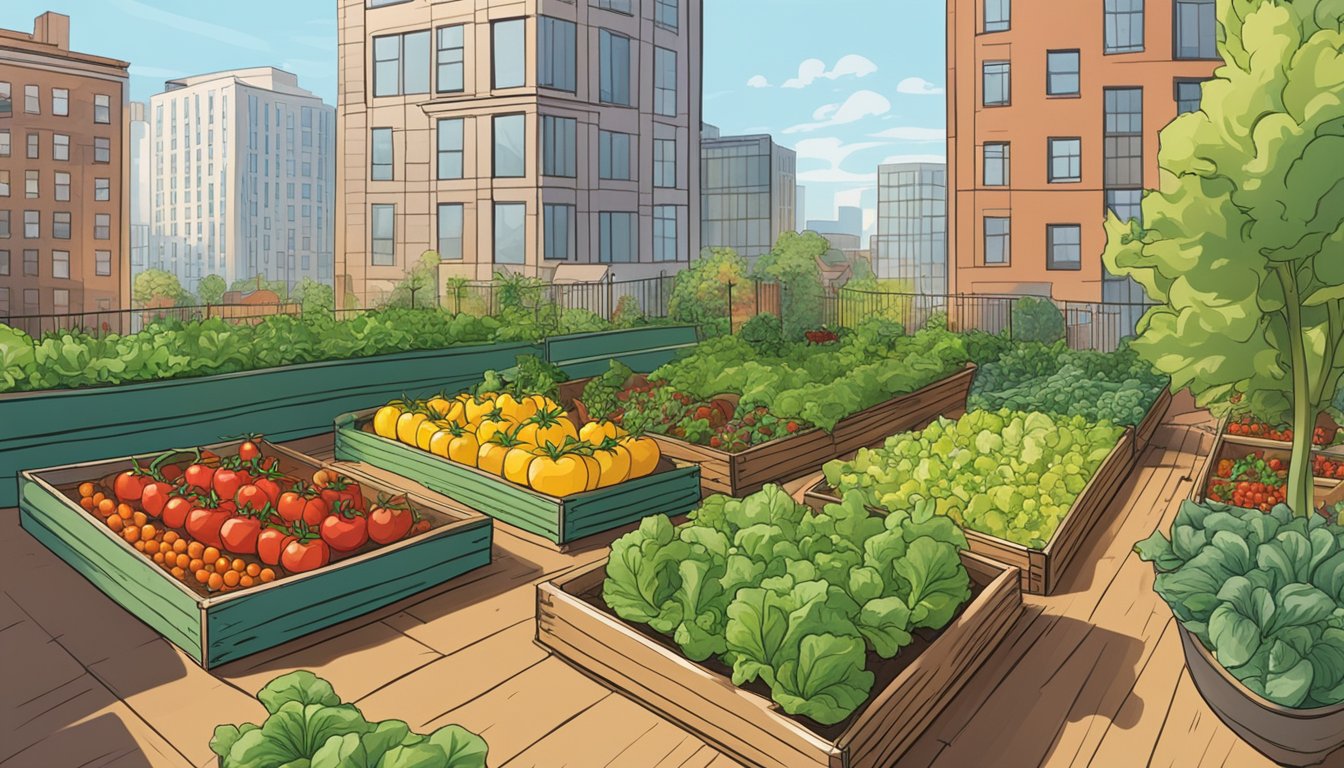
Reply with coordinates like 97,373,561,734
1,302,303,339
440,275,676,320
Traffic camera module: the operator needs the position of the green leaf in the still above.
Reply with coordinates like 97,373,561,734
770,633,875,726
257,671,341,716
1209,602,1264,668
855,596,914,658
893,537,972,630
427,724,489,768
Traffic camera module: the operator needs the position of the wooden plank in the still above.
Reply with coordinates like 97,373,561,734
502,693,680,767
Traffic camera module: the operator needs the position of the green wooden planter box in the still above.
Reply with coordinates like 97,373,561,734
334,409,702,547
546,326,699,380
17,443,493,669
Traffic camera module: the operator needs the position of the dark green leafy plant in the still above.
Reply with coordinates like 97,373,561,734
1010,297,1065,344
475,354,569,400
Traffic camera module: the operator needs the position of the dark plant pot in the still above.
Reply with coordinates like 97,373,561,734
1176,622,1344,766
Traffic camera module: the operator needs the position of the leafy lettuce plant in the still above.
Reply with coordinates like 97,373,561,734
1137,501,1344,708
210,671,487,768
603,486,972,726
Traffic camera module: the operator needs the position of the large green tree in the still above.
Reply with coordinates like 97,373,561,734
755,231,827,340
669,247,754,336
1103,0,1344,516
132,269,185,308
197,274,227,305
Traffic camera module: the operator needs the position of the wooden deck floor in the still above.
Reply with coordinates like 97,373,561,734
0,412,1327,767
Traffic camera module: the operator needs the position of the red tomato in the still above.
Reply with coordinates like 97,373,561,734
238,440,262,462
253,476,283,504
301,496,329,527
368,505,414,545
159,464,183,482
220,516,263,555
140,482,174,518
320,507,368,552
320,480,365,514
161,496,194,529
213,469,245,501
276,492,307,524
257,527,295,567
184,463,215,492
235,485,269,514
186,504,231,548
113,471,150,504
282,537,330,573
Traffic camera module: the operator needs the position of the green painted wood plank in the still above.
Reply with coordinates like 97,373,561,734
546,326,698,365
562,468,703,541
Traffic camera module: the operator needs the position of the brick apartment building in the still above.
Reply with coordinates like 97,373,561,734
0,11,130,318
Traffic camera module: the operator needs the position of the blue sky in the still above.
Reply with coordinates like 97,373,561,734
1,0,946,228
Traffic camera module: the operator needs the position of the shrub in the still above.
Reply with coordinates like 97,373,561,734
1011,297,1065,343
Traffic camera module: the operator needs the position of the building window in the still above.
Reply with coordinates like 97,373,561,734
436,25,465,93
1047,224,1082,270
654,138,677,188
54,172,70,202
543,204,574,261
25,171,37,199
53,212,71,239
984,0,1010,32
372,30,430,97
24,85,38,114
1175,0,1217,59
53,289,68,314
1047,51,1080,96
95,178,110,201
94,94,111,124
599,30,633,106
1104,88,1143,187
23,210,38,239
1175,79,1207,114
1107,189,1143,223
0,288,7,314
95,249,111,276
24,249,38,275
541,116,577,178
53,134,69,161
493,114,526,178
1105,0,1145,54
493,19,526,89
0,83,10,116
599,212,637,263
437,203,463,260
27,133,38,160
0,171,7,197
0,211,8,239
539,17,577,92
437,118,464,179
655,47,678,116
52,250,69,278
52,88,68,116
371,204,395,266
594,0,634,13
983,61,1010,106
94,137,110,163
984,217,1010,264
654,206,678,262
599,130,633,180
23,288,38,314
1048,138,1082,183
371,127,393,180
983,143,1009,187
94,213,110,239
0,130,8,157
0,250,7,275
494,203,526,264
656,0,679,30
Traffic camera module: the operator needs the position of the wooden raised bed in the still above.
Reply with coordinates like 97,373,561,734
1191,423,1341,507
17,440,493,669
536,550,1022,768
1133,387,1174,456
805,427,1137,596
334,409,702,549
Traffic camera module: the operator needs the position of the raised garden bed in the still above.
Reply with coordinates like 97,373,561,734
17,441,493,668
1133,387,1174,456
1191,422,1342,509
536,550,1022,768
334,409,702,549
805,427,1137,596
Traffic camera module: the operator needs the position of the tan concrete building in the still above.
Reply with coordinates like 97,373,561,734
946,0,1219,305
0,11,130,318
336,0,703,308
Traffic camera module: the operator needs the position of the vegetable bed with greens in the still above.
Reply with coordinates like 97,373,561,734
823,410,1126,548
601,485,972,726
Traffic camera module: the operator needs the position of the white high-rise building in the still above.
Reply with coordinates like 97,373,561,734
149,67,335,293
129,100,152,278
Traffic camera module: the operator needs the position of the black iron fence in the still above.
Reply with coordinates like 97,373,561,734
1,302,302,339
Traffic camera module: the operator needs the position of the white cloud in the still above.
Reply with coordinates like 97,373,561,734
794,138,885,184
869,126,945,142
746,75,771,88
798,168,877,183
879,153,947,165
782,54,878,89
896,77,945,95
784,90,891,134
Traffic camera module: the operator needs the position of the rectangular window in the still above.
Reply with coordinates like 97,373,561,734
543,203,574,261
539,17,577,92
371,204,395,266
1047,51,1080,96
599,212,637,263
983,61,1010,106
1047,224,1082,270
0,83,10,116
53,134,69,161
0,250,7,275
1175,0,1217,59
24,85,38,114
600,30,633,106
23,249,38,275
1105,0,1145,54
0,130,8,156
373,31,430,96
27,133,38,160
436,25,465,93
94,94,111,124
371,127,393,180
541,116,577,178
655,47,678,116
95,249,111,276
654,206,678,262
599,130,633,180
0,211,8,238
52,250,69,278
493,19,526,89
654,138,677,188
53,212,71,239
94,213,110,239
1104,87,1143,187
494,202,526,264
55,172,70,202
0,288,6,315
983,143,1010,186
437,118,464,179
25,171,38,199
984,217,1010,264
95,178,110,201
984,0,1010,32
437,203,464,260
1048,138,1082,182
52,88,68,116
594,0,634,13
656,0,679,30
24,210,39,239
53,288,68,314
94,137,110,163
1107,189,1143,223
1175,79,1206,114
373,34,401,97
0,171,7,197
23,288,38,314
493,114,526,178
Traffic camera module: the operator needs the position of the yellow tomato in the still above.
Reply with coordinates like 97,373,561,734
580,454,602,491
496,393,539,425
425,395,453,418
441,400,467,425
476,418,513,446
428,428,454,458
415,419,440,451
579,420,620,445
448,432,480,466
373,404,403,439
477,441,511,476
623,436,661,478
502,447,538,486
592,442,632,488
464,397,495,424
528,455,590,498
396,412,429,445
